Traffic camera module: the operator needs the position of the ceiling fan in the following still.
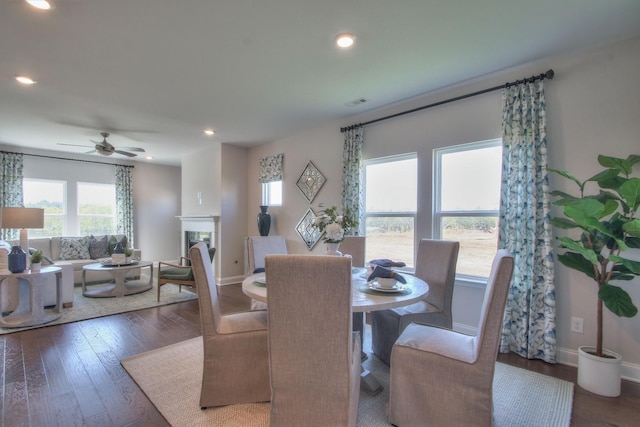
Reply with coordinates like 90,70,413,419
58,132,146,157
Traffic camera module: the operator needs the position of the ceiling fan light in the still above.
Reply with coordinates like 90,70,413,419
335,33,355,48
25,0,52,10
15,75,37,85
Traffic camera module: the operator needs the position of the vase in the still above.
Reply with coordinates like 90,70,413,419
577,346,622,397
326,242,342,256
257,205,271,236
8,246,27,273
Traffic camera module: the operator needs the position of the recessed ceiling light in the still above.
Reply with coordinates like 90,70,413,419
145,156,153,160
204,129,215,136
335,33,355,48
25,0,53,10
15,75,37,85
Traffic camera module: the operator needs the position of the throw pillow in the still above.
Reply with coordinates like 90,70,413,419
59,236,91,260
108,235,128,255
89,235,110,259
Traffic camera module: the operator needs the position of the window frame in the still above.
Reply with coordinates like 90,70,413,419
262,180,283,206
23,178,67,237
432,138,502,281
76,181,117,236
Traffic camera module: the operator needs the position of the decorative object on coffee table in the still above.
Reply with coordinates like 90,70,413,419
296,161,326,202
30,249,43,272
257,205,271,236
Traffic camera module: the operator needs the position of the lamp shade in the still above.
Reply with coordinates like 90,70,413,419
1,207,45,229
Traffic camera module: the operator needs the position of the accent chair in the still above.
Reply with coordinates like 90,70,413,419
157,246,215,302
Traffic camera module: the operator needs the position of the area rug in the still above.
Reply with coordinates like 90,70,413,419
0,283,197,335
122,337,574,427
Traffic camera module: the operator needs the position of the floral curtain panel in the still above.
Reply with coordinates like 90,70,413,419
0,152,24,240
259,153,284,183
115,165,135,248
498,80,556,363
341,126,364,235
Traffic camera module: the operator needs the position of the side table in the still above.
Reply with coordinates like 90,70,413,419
0,266,63,328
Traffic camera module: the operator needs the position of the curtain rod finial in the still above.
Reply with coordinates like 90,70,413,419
545,69,555,80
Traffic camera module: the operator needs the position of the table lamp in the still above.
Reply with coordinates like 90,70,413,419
1,207,45,271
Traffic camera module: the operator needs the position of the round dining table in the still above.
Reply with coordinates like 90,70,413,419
241,266,429,395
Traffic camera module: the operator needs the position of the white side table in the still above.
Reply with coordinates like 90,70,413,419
0,266,63,328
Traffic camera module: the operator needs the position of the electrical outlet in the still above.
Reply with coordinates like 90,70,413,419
571,317,584,333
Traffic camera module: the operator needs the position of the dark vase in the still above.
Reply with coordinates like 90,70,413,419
8,246,26,273
257,205,271,236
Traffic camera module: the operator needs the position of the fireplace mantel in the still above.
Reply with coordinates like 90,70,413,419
177,215,219,258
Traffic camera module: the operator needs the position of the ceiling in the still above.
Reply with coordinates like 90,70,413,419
2,0,640,166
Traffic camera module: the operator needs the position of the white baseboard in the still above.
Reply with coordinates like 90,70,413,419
217,274,244,286
453,322,640,384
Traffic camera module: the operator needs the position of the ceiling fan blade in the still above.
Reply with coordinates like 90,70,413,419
115,150,137,157
117,147,145,152
57,143,93,148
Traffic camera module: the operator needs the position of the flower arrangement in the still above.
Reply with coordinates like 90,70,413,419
313,205,358,243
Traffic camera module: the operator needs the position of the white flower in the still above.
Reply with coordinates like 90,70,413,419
324,222,345,242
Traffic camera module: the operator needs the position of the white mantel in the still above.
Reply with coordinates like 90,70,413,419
177,215,219,258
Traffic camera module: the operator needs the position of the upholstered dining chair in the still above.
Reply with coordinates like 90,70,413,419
370,238,459,365
265,254,361,427
245,236,287,310
157,246,215,302
189,242,271,408
388,250,514,426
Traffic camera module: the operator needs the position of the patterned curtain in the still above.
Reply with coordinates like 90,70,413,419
258,153,284,183
341,126,364,235
498,80,556,363
115,165,135,248
0,152,24,240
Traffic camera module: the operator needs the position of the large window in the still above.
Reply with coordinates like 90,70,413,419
363,154,417,267
433,139,502,279
23,178,66,237
262,180,282,206
77,182,116,235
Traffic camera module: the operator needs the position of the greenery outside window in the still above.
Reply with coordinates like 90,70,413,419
23,178,66,237
363,154,417,267
77,182,116,235
433,139,501,279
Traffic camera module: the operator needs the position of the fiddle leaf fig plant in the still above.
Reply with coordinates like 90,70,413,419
549,154,640,358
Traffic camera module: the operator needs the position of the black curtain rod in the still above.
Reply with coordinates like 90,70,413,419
340,69,555,133
1,151,134,168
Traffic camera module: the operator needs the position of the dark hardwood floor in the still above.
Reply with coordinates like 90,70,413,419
1,284,638,426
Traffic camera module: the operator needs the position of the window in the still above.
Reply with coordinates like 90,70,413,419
262,180,282,206
363,154,417,267
23,179,66,237
77,182,116,235
433,139,502,279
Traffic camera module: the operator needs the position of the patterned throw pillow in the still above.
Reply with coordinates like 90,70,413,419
59,236,91,260
108,235,128,254
89,235,110,259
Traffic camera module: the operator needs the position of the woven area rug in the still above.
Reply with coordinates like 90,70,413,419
122,337,574,427
0,283,197,335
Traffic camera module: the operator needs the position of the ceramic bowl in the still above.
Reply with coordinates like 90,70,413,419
376,278,397,289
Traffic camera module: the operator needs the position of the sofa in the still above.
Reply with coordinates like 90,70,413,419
1,235,141,312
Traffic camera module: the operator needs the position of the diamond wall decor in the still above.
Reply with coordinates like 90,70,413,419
296,161,326,203
295,208,322,250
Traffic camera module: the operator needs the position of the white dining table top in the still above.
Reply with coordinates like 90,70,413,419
242,267,429,313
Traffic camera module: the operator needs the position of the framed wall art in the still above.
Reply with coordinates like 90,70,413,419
296,161,326,203
295,208,323,250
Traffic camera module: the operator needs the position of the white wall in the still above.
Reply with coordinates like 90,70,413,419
247,36,640,378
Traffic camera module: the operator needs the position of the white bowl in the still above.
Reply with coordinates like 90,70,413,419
376,278,397,289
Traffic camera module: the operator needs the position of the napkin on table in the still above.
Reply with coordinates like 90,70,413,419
367,265,407,284
368,259,407,268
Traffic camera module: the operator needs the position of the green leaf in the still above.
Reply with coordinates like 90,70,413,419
564,199,607,225
619,178,640,209
623,219,640,239
599,284,638,317
548,168,583,189
626,154,640,166
598,155,633,175
557,252,597,279
609,255,640,275
550,190,579,205
588,168,621,184
550,217,577,229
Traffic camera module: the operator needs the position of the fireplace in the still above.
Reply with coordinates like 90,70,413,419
177,215,219,260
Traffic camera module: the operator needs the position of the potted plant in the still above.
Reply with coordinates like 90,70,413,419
549,154,640,397
124,247,134,263
30,250,43,272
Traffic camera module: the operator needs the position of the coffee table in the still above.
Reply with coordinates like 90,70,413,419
82,260,153,298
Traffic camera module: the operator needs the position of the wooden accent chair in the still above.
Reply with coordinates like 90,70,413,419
371,239,459,365
265,254,361,426
189,242,270,408
157,246,215,301
388,250,514,426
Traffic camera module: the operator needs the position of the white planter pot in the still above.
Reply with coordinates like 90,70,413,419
30,262,41,272
577,346,622,397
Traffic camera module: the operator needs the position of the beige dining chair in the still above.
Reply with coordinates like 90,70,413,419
388,250,514,426
371,238,459,365
265,254,361,427
189,242,270,408
339,236,368,359
245,236,287,310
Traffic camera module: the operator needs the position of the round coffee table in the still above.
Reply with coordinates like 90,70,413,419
82,260,153,298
